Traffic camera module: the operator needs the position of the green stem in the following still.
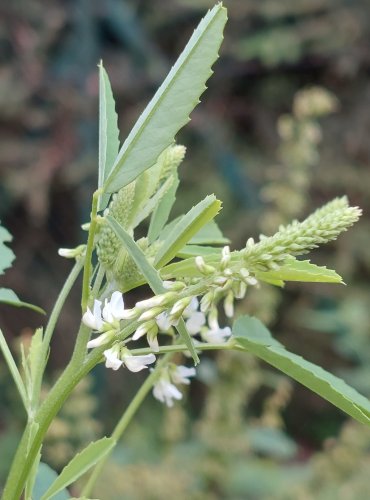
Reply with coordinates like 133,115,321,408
2,321,138,500
92,264,105,296
130,340,236,356
82,190,101,311
81,352,174,497
43,257,85,349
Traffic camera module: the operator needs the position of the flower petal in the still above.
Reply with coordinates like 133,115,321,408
153,379,182,407
83,300,103,330
185,311,206,335
172,365,196,385
123,353,156,372
104,348,123,370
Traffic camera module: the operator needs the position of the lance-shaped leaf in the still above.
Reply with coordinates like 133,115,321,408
255,257,343,285
233,315,370,425
154,195,222,268
0,288,45,314
41,438,115,500
106,216,199,364
103,3,227,193
98,62,120,210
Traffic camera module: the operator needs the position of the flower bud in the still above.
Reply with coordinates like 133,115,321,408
195,256,216,275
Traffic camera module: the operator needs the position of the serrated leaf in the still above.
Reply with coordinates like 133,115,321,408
41,437,115,500
154,195,222,268
255,257,343,284
98,62,120,210
106,216,199,364
103,4,227,193
0,288,46,314
233,315,370,425
148,175,179,243
0,223,15,275
33,463,70,500
0,328,28,410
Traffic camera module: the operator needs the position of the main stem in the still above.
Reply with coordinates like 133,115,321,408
81,352,174,497
81,189,101,311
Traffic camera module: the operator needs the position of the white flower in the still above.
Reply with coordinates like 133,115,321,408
83,291,127,332
122,353,156,372
171,365,196,385
101,291,127,323
183,297,206,335
153,379,183,407
87,331,113,349
201,325,231,344
83,299,104,331
156,311,173,332
83,292,129,348
183,297,199,317
185,311,206,335
103,345,123,371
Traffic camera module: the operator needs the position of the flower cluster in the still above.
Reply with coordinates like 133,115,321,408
152,364,196,407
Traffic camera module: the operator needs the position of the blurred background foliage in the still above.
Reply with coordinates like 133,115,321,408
0,0,370,498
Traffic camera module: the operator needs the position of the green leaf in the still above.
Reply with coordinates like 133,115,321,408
148,175,179,243
98,62,120,210
0,288,46,314
154,195,222,268
177,245,222,259
41,438,115,500
0,223,15,275
106,216,199,364
33,463,70,500
106,216,163,294
255,258,343,284
189,220,230,245
233,316,370,425
0,328,28,410
103,3,227,193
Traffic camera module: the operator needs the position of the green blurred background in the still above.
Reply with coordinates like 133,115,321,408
1,0,370,498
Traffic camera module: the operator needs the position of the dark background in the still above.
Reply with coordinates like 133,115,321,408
1,1,370,498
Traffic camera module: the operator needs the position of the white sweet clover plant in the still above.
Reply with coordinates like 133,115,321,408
1,3,369,499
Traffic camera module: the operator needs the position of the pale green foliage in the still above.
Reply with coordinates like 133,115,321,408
233,316,370,425
97,62,120,210
41,437,115,500
103,3,227,194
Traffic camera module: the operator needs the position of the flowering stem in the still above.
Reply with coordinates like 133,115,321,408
81,352,174,497
2,320,137,500
82,189,101,311
42,256,85,357
130,341,236,356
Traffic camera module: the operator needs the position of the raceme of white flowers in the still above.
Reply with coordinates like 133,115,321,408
82,196,361,407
